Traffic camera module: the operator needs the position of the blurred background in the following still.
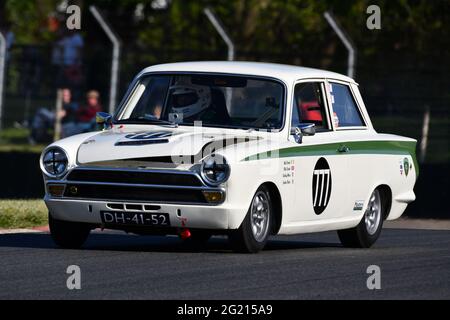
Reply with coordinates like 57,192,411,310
0,0,448,227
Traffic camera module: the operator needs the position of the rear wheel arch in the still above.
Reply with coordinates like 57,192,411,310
376,184,392,220
338,186,386,248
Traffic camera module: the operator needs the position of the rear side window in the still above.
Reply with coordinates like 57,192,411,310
329,83,364,127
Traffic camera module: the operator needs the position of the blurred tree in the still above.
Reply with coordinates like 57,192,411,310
5,0,448,60
7,0,56,42
3,0,449,113
2,0,449,163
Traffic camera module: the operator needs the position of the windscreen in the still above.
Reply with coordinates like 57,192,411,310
116,74,285,130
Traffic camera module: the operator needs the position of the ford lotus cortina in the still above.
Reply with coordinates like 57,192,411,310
41,62,417,253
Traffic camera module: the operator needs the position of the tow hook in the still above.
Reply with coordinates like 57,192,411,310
177,216,190,240
179,228,191,240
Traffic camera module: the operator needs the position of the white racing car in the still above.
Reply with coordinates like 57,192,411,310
40,62,418,253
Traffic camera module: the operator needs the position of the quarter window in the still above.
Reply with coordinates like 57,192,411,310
328,83,364,127
130,76,171,120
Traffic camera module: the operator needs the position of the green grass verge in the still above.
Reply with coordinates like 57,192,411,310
0,127,45,153
0,200,48,229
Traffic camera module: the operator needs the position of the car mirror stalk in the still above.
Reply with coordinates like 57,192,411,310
291,123,316,144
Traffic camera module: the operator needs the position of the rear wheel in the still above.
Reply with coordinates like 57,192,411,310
338,189,384,248
229,186,272,253
49,213,91,249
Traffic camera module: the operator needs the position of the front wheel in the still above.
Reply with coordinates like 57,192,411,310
49,213,91,249
338,189,384,248
229,186,273,253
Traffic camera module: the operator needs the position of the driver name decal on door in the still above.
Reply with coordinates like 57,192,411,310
312,158,332,215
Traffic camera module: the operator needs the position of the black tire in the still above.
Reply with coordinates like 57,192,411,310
229,185,273,253
49,213,91,249
338,189,384,248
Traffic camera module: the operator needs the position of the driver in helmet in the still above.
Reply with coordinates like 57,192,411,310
169,84,212,122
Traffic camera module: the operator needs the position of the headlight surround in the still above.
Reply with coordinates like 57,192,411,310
200,154,230,186
41,147,69,178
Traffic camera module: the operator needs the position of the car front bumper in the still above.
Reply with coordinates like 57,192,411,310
44,196,245,230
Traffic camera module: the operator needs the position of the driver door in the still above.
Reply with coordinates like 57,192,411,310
287,80,350,222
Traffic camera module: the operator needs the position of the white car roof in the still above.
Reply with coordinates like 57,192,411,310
139,61,356,84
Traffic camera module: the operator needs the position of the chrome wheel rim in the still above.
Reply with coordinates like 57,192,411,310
365,189,382,235
250,191,270,242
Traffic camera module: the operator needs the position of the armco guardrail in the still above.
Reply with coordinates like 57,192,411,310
0,152,44,199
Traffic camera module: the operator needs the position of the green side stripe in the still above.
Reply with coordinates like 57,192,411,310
242,140,419,176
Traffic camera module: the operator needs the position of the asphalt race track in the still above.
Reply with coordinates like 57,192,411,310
0,228,449,299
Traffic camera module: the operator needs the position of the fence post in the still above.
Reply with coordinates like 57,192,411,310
203,7,235,61
419,105,430,164
0,31,7,131
204,7,235,109
54,89,63,141
89,6,121,115
324,11,356,79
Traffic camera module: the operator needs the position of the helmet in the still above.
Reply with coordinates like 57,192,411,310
170,84,211,118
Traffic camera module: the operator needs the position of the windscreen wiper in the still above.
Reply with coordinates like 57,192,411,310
117,117,178,128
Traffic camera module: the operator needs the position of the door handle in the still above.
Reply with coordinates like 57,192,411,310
337,145,350,153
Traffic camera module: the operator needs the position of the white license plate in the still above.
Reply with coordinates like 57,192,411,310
100,211,170,226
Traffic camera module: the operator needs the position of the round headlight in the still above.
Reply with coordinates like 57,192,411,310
200,154,230,186
41,147,69,177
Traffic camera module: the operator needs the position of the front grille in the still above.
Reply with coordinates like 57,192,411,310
64,183,208,203
67,169,202,186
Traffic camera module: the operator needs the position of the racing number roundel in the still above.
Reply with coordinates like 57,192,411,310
312,158,332,215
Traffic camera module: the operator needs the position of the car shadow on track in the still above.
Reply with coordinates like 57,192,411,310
0,232,342,253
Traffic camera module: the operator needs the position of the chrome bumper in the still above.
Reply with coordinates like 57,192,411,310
45,197,241,230
43,166,242,230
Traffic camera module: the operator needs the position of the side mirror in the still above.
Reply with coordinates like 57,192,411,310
290,123,316,144
96,112,112,130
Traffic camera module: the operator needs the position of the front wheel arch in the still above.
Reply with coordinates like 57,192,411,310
259,182,282,235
